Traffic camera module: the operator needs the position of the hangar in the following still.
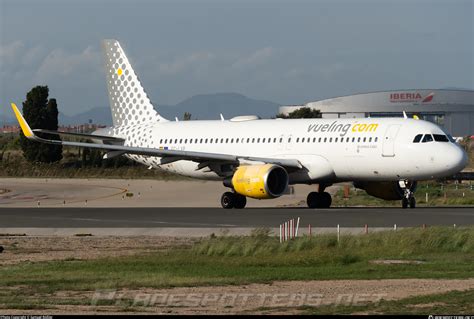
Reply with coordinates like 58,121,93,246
279,89,474,137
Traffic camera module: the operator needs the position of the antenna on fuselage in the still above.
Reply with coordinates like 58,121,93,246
175,117,179,122
402,111,408,119
220,113,225,121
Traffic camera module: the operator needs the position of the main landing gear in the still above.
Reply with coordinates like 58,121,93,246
400,180,417,209
307,184,332,208
221,192,247,209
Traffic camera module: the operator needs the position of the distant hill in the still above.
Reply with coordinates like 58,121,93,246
54,93,281,125
158,93,281,120
1,93,281,126
58,107,113,126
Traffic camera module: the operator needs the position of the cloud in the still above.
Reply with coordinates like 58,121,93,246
157,52,215,75
0,41,24,65
35,46,100,80
231,47,274,69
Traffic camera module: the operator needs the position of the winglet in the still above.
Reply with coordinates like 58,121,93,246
10,103,34,138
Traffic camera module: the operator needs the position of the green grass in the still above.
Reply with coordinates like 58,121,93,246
301,288,474,315
0,226,472,311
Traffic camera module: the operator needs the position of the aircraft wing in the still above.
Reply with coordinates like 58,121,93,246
11,103,302,169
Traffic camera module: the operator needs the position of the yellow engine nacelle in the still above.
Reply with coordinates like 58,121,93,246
229,164,289,199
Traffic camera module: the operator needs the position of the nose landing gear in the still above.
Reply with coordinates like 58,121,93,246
400,180,417,209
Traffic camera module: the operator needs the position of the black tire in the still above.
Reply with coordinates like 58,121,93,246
307,192,320,208
234,194,247,209
402,198,409,209
321,192,332,208
409,197,416,209
221,192,235,209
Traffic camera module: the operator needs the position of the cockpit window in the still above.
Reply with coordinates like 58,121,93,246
422,134,433,143
413,134,423,143
447,134,455,143
433,134,449,142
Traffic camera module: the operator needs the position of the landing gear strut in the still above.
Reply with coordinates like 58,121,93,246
400,180,417,209
220,192,247,209
307,184,332,209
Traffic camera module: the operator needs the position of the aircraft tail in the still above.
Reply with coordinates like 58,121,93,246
101,39,168,126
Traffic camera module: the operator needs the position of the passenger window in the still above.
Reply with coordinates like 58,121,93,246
318,137,322,142
257,138,260,143
413,134,423,143
274,138,277,143
204,138,207,143
422,134,433,143
335,137,338,142
225,138,229,143
159,139,163,144
324,137,327,142
363,137,366,142
375,137,378,142
210,138,213,143
279,138,283,143
352,137,355,142
288,138,292,143
357,137,361,142
247,138,250,143
433,134,449,142
230,138,234,143
329,137,332,142
174,139,178,143
252,138,255,143
346,137,349,142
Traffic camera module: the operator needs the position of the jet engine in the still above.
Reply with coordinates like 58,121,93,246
353,181,416,200
224,164,289,199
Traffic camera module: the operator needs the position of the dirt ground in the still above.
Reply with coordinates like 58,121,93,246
0,235,196,265
1,235,473,314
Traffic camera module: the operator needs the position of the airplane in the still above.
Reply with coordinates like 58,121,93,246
10,39,468,209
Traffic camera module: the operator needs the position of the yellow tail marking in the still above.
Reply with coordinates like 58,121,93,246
10,103,33,137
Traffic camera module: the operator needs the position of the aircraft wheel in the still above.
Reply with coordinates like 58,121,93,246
233,194,247,209
321,192,332,208
221,192,235,209
307,192,320,208
409,197,416,209
402,198,409,209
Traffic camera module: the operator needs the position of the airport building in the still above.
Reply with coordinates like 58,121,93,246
279,89,474,137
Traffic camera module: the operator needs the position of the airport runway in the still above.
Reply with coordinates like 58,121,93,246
0,207,473,228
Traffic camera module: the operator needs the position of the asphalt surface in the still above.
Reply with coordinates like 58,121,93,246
0,207,472,228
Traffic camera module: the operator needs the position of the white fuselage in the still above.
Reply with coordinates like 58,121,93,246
100,117,467,184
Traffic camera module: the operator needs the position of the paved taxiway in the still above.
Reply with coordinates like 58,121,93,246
0,207,472,228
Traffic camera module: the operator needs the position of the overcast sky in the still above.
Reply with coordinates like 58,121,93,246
1,0,473,116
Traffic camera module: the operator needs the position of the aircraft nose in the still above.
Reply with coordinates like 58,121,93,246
449,145,468,172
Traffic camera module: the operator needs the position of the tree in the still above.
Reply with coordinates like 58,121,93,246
276,107,322,119
19,86,63,163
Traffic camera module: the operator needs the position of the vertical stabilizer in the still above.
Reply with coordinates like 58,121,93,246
102,39,168,126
